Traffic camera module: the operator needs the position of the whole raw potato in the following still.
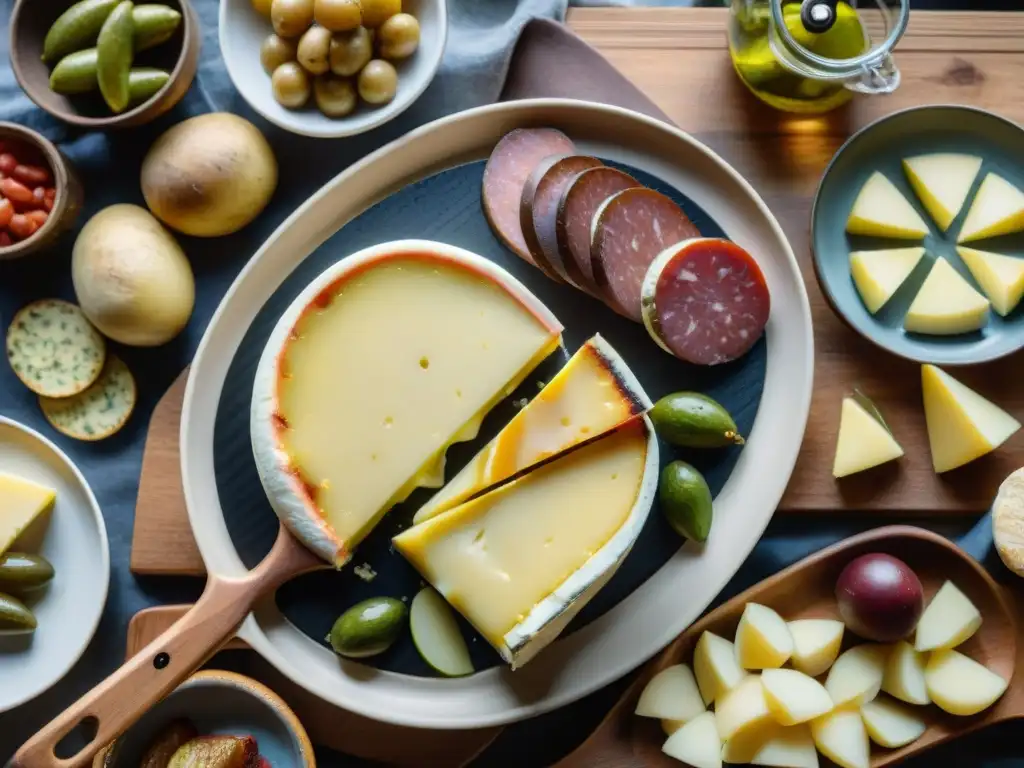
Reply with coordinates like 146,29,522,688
141,113,278,237
72,204,195,347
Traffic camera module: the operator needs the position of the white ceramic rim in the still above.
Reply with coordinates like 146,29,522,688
180,98,815,729
0,415,110,713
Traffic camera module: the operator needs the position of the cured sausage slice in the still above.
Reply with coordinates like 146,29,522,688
641,238,770,366
482,128,576,265
555,167,638,292
591,188,701,321
521,154,603,284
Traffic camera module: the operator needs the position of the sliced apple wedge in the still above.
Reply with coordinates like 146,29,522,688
716,675,773,743
693,630,746,706
810,707,870,768
881,640,930,705
788,619,844,677
662,711,721,768
925,649,1008,716
752,724,819,768
736,603,794,670
636,663,706,722
825,645,887,707
860,694,927,748
761,668,834,726
914,580,982,652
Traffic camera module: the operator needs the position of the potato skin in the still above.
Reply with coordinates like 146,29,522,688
140,113,278,237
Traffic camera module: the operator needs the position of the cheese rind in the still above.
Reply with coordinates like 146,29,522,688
902,154,982,231
393,418,657,668
833,397,903,478
846,172,929,239
414,334,650,524
904,257,989,335
958,173,1024,243
251,241,562,566
956,246,1024,316
0,472,56,556
849,247,924,314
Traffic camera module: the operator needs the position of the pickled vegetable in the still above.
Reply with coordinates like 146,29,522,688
649,391,744,448
329,596,407,657
96,0,134,113
0,592,36,633
0,552,55,591
659,461,714,543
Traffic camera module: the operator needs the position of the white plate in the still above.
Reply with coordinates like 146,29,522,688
0,416,110,713
180,98,815,729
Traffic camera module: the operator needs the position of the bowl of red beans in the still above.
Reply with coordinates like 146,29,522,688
0,122,83,259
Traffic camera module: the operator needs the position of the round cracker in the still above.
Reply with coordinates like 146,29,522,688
39,355,136,441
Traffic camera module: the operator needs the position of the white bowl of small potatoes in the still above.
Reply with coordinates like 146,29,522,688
219,0,447,138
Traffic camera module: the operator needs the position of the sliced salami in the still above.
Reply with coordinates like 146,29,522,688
555,167,639,292
591,188,701,321
641,238,770,366
521,154,603,284
482,128,576,265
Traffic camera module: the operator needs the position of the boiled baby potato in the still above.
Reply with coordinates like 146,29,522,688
735,603,793,670
881,640,930,706
329,26,372,76
314,0,360,30
810,707,870,768
860,694,927,748
925,649,1008,716
825,645,887,708
297,24,332,74
357,59,397,104
359,0,400,27
661,711,721,768
314,75,356,117
914,580,981,652
787,618,844,677
261,33,298,74
715,675,772,742
251,0,273,18
634,664,705,723
272,62,311,107
271,0,314,37
377,12,419,59
760,668,834,726
693,631,745,706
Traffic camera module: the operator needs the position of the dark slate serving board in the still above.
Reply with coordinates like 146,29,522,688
212,159,767,675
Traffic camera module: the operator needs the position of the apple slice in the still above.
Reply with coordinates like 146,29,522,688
662,711,721,768
825,645,887,707
716,675,773,742
881,640,930,705
810,707,870,768
752,724,819,768
636,664,705,722
925,649,1008,716
761,669,834,726
736,603,794,670
693,630,746,706
914,581,982,652
788,619,844,677
860,694,927,748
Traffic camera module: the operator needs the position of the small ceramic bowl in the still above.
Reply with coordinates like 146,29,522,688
0,122,83,260
219,0,448,138
8,0,201,129
96,670,316,767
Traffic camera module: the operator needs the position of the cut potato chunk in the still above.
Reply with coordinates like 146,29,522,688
925,649,1008,716
881,640,930,706
693,630,746,706
914,580,981,652
662,711,721,768
904,257,989,336
958,172,1024,243
736,603,794,670
846,171,929,239
860,694,927,748
832,396,904,479
825,645,887,707
636,664,706,722
662,719,686,736
902,153,982,231
716,675,773,742
752,724,819,768
810,707,870,768
761,669,834,726
788,619,844,677
957,246,1024,317
849,247,925,314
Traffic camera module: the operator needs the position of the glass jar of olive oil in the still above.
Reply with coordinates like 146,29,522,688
728,0,909,114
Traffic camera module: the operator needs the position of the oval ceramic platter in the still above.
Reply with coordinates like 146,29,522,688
180,99,814,729
813,105,1024,365
0,416,109,712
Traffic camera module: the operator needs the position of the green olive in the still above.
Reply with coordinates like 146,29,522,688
313,0,360,31
314,74,357,117
377,12,419,60
297,24,332,74
358,0,400,27
261,33,298,74
271,0,314,37
272,61,311,107
329,26,372,76
357,58,398,105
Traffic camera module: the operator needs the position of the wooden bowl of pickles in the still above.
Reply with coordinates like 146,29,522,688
9,0,200,129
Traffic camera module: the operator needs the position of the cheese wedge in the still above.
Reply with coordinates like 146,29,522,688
921,364,1020,473
414,334,650,524
251,242,563,566
393,419,657,668
904,257,989,335
0,472,56,556
846,172,929,239
958,173,1024,243
902,153,982,231
956,246,1024,316
833,396,903,478
849,247,924,314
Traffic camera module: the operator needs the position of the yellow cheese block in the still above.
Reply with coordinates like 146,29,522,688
414,334,650,524
956,246,1024,317
0,472,56,556
849,247,924,314
393,419,656,667
846,172,929,239
921,364,1020,473
833,397,903,478
904,257,989,335
958,173,1024,243
251,243,563,566
902,154,982,231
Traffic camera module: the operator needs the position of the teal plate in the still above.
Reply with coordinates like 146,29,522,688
812,105,1024,365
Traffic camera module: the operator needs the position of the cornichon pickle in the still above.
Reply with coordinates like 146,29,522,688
649,391,744,448
96,0,135,113
0,552,55,591
42,0,121,62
